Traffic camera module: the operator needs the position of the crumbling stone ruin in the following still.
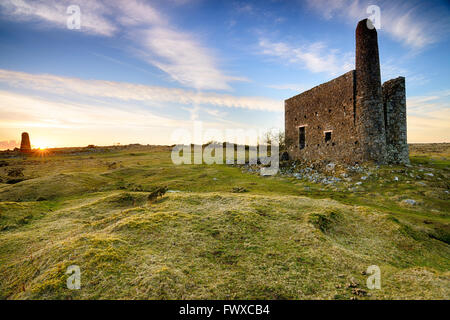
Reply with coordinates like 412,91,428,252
285,19,409,165
20,132,31,153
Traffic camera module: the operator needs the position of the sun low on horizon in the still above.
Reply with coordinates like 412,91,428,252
32,141,55,150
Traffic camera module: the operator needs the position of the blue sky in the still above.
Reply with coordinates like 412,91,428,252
0,0,449,149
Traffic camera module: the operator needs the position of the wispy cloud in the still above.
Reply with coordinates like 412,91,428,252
203,108,228,118
266,83,312,92
235,3,254,14
115,0,166,27
0,89,263,147
0,90,201,147
259,39,353,76
136,27,243,90
0,0,117,36
407,90,450,115
0,0,243,90
181,105,228,121
0,90,182,130
0,140,18,150
307,0,450,50
407,90,450,142
0,69,282,112
381,60,429,85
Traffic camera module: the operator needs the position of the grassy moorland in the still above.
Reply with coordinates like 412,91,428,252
0,143,448,299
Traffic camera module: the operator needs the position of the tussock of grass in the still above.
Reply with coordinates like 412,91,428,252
308,209,341,233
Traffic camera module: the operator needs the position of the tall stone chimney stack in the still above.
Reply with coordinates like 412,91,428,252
355,19,387,163
20,132,31,153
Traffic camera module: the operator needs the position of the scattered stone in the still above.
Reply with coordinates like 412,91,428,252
394,176,399,181
260,167,278,176
402,199,417,206
424,173,434,177
355,182,362,185
326,163,336,171
361,176,367,180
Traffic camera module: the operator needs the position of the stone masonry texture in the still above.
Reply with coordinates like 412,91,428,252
355,18,387,163
383,77,409,164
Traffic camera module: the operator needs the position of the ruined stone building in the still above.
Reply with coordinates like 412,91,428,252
285,19,409,165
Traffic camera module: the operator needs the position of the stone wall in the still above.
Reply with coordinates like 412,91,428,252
285,70,362,164
383,77,409,164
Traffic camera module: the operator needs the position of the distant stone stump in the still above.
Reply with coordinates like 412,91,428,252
20,132,31,153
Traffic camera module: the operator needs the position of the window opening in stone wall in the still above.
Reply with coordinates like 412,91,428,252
299,126,306,149
324,131,332,143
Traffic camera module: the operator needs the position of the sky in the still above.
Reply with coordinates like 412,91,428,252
0,0,449,149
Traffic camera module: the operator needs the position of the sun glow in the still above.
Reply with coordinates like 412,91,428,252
32,141,54,150
32,141,52,157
